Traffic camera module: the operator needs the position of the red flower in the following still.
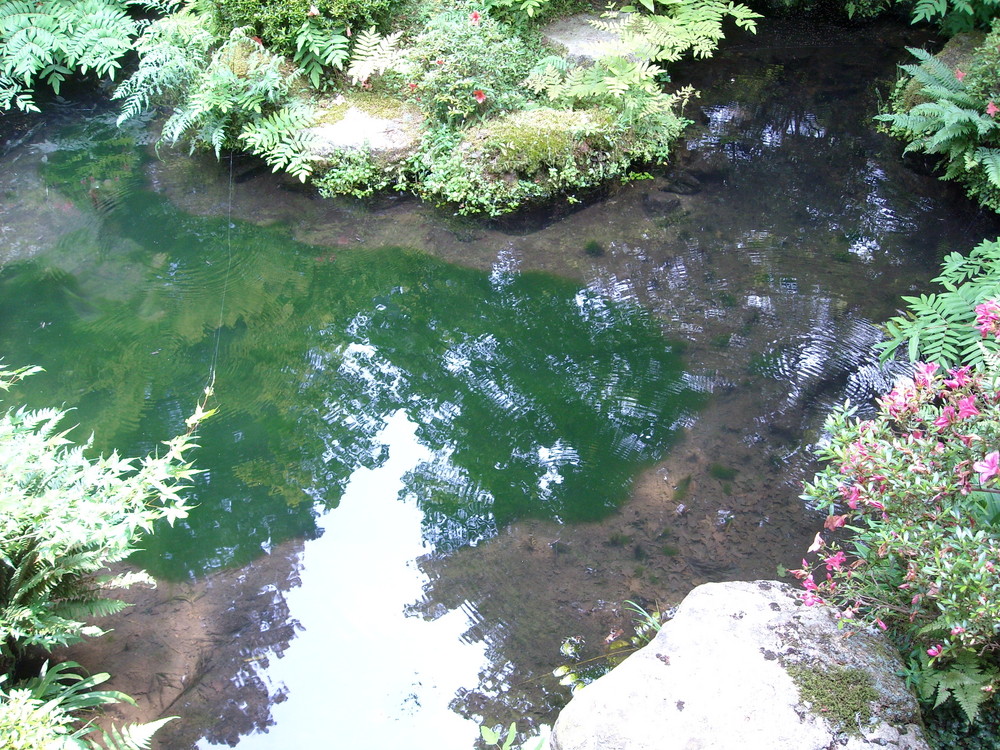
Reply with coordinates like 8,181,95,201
407,82,417,92
250,35,263,46
955,68,966,82
470,10,481,24
988,101,999,117
435,58,444,65
473,89,486,104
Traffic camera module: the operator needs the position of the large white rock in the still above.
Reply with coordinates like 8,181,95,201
550,580,930,750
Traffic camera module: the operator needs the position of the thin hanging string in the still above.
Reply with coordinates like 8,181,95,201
206,151,236,397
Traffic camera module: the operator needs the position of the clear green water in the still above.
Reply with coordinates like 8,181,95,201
4,16,1000,749
0,119,702,579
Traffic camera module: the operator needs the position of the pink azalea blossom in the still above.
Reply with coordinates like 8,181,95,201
875,619,887,631
927,644,943,657
956,68,967,81
825,551,847,571
975,300,1000,339
470,10,481,24
989,101,1000,117
945,366,972,388
913,361,939,387
974,451,1000,484
957,396,979,420
934,406,956,430
306,4,319,16
473,89,486,104
802,591,824,607
951,626,966,635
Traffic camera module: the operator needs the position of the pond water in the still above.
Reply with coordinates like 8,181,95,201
1,15,999,750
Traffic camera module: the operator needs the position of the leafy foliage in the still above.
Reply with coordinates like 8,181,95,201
878,43,1000,214
792,362,1000,721
345,26,404,86
118,23,319,178
112,9,217,125
910,0,1000,33
293,17,350,89
238,104,317,181
918,652,999,724
878,237,1000,367
0,0,141,112
0,363,208,673
0,663,176,749
211,0,392,57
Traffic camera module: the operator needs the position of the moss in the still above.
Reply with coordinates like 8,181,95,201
607,532,632,547
673,475,691,502
708,463,737,481
313,91,420,126
584,240,604,257
479,107,614,176
787,664,879,734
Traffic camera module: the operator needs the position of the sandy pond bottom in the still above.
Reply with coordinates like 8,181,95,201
25,15,1000,750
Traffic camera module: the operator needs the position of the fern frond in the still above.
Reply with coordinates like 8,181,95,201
345,27,403,86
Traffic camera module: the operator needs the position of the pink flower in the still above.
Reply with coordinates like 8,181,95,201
802,591,825,606
975,300,1000,340
974,451,1000,484
435,58,444,65
825,551,847,571
470,10,481,24
875,619,887,631
824,514,847,531
945,366,972,388
957,396,979,420
407,82,417,91
934,406,956,430
956,68,967,82
913,362,938,387
307,4,319,16
988,101,999,117
951,626,966,635
473,89,486,104
927,644,943,658
807,532,825,553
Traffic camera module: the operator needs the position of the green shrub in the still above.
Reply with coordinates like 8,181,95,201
878,36,1000,215
211,0,393,57
792,361,1000,722
397,8,542,125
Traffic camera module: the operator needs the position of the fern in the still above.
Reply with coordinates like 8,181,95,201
238,104,318,181
113,10,217,125
920,652,999,723
878,238,1000,367
81,716,177,750
879,46,1000,213
345,27,404,86
292,18,349,89
0,0,139,112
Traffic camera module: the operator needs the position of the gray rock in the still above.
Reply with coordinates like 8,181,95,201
550,580,929,750
307,106,423,163
541,14,625,66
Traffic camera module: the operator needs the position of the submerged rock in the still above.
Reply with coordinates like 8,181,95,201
541,14,623,66
550,580,929,750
